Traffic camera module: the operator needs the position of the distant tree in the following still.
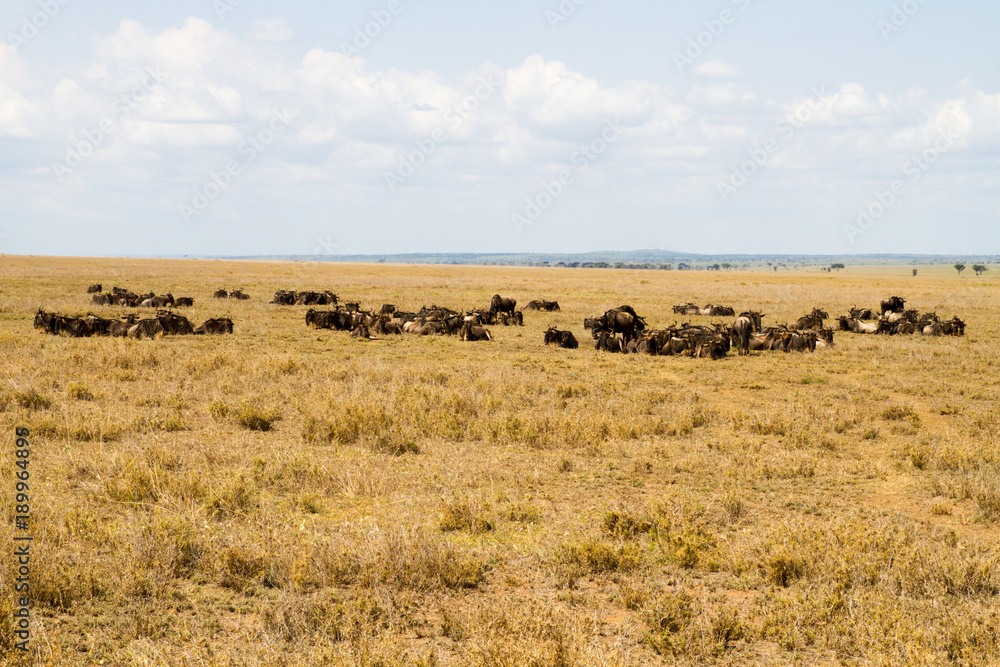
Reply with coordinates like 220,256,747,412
721,262,731,270
831,263,845,271
912,269,918,276
973,264,988,276
711,263,721,271
677,263,690,270
954,263,966,276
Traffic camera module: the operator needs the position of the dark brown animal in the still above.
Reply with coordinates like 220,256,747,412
459,322,492,341
174,297,194,307
87,284,102,293
194,318,234,334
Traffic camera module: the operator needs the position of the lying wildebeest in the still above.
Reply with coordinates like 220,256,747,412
731,311,763,355
350,324,371,339
693,335,728,359
91,293,112,306
703,305,736,317
127,319,163,339
543,327,578,349
525,300,560,311
849,306,876,320
380,304,397,315
173,297,193,307
214,289,229,299
922,317,965,337
140,294,174,308
594,330,624,353
87,284,102,293
34,309,58,333
838,316,878,334
194,318,234,334
881,296,906,315
490,294,517,314
459,322,492,341
230,289,250,300
157,311,195,335
497,311,524,326
673,303,700,316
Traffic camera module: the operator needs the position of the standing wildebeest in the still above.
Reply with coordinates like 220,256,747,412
459,322,492,341
544,327,578,349
881,296,906,315
731,311,763,355
586,307,645,344
87,284,102,293
194,318,234,334
490,294,517,314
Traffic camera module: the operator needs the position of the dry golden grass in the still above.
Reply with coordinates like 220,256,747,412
1,255,999,666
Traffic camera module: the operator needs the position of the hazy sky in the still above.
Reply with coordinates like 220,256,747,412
1,1,997,258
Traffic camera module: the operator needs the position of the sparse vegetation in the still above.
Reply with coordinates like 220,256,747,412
1,256,998,665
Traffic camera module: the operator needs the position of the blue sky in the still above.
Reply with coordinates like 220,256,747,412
1,0,997,257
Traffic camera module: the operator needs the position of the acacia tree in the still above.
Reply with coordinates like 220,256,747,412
973,264,988,276
954,263,966,276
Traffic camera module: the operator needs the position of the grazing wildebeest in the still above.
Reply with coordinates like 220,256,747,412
731,311,763,355
490,294,517,314
543,327,578,349
881,296,906,315
194,318,234,334
459,322,492,341
174,297,194,307
214,289,229,299
87,284,102,293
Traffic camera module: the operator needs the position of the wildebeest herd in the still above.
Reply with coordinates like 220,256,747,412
835,296,965,337
41,287,966,359
302,294,527,342
88,285,195,308
35,309,233,339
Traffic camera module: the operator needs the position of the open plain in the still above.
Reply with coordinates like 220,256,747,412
1,255,999,666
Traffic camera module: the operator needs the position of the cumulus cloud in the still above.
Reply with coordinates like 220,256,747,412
2,16,997,256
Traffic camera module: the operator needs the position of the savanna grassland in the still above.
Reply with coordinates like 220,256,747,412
2,255,999,666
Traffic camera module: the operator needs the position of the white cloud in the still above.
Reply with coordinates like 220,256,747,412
692,60,742,78
247,17,295,43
